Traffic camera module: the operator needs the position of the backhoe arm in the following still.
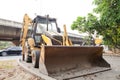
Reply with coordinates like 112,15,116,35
20,14,32,61
63,25,72,46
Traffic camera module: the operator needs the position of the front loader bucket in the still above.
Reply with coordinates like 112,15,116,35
39,45,110,80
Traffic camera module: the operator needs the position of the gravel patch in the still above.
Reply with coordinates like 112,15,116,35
0,60,42,80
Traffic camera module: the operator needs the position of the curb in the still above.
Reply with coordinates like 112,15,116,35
17,59,56,80
103,54,120,57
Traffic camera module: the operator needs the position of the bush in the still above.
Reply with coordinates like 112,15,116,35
0,41,13,49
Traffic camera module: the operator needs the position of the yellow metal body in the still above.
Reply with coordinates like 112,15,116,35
63,25,72,46
95,38,102,45
27,38,39,50
41,35,52,45
20,14,32,61
20,14,110,79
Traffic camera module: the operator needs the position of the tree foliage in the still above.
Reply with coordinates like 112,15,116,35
93,0,120,48
71,0,120,48
71,13,99,45
71,13,98,34
0,41,12,49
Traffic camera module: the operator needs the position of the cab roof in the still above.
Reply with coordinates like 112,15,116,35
33,15,57,24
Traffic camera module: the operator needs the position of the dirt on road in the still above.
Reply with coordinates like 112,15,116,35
0,60,42,80
0,55,120,80
71,55,120,80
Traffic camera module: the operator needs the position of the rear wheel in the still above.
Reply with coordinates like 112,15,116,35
25,48,32,63
25,42,32,63
25,55,32,63
32,50,40,68
2,52,7,56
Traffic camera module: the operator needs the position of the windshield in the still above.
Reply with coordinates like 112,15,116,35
48,22,57,32
36,21,57,34
36,23,46,33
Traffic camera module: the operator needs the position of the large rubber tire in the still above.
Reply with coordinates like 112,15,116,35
25,55,32,63
1,52,7,56
32,50,40,68
25,45,32,63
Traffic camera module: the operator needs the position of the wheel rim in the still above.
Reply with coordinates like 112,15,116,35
32,52,36,65
25,53,27,61
2,52,7,56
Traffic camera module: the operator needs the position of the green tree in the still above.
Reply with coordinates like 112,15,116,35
93,0,120,48
71,13,98,35
71,13,99,45
71,0,120,49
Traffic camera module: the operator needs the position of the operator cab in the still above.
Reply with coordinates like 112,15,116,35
31,15,61,46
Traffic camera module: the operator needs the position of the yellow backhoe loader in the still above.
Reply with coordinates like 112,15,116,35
20,14,111,79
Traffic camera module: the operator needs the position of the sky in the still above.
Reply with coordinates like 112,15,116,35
0,0,94,32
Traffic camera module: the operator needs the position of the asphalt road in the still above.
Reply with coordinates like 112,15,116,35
70,55,120,80
0,55,22,61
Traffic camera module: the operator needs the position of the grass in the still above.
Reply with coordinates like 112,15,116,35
0,60,16,69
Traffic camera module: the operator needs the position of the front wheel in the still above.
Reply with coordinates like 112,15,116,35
32,50,40,68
